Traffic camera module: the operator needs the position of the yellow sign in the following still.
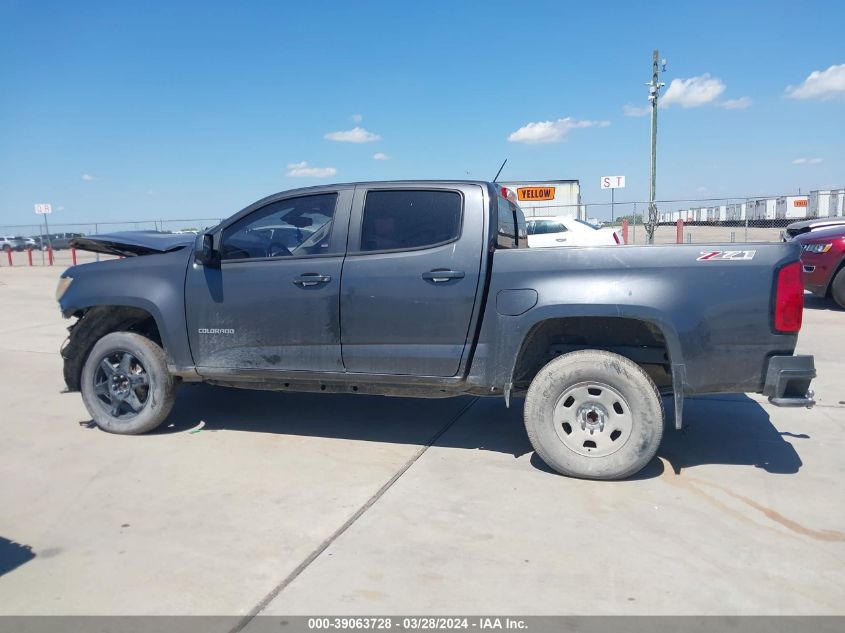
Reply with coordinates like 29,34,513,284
517,187,555,201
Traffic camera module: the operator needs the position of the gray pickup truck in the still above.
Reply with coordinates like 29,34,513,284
57,181,815,480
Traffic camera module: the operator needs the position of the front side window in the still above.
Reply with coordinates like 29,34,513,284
361,190,461,252
221,193,338,261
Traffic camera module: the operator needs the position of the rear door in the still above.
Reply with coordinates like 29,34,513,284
340,184,486,377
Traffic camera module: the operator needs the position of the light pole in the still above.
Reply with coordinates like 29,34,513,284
646,50,666,244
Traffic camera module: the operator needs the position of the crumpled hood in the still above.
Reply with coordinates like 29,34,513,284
70,231,196,257
786,218,845,238
795,224,845,243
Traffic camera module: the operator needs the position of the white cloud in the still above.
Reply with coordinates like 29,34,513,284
81,173,94,181
661,74,726,108
623,103,650,117
787,64,845,100
507,117,610,144
372,152,390,160
720,96,752,109
324,126,381,143
696,186,708,193
286,161,337,178
351,113,363,123
810,157,823,164
792,158,807,164
792,157,823,165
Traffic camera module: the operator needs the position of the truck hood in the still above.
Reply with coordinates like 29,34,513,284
70,231,196,257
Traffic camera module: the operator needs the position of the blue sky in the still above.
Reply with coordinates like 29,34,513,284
1,0,844,226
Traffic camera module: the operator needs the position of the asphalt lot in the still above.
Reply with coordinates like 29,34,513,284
0,264,843,623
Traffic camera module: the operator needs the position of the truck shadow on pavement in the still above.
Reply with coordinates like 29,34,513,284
0,537,35,577
804,295,842,311
149,384,803,480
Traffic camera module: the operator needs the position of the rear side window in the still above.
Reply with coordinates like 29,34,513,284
497,196,527,248
497,196,516,247
361,190,461,252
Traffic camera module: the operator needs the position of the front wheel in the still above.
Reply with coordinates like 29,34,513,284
80,332,176,434
524,350,664,480
830,267,845,309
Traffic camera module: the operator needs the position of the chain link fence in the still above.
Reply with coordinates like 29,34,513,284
519,191,844,245
0,219,222,267
2,192,843,267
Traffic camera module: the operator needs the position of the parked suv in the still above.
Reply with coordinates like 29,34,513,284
43,233,85,250
798,224,845,308
0,236,25,252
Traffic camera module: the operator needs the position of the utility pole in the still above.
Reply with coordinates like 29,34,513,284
611,188,615,223
646,50,666,244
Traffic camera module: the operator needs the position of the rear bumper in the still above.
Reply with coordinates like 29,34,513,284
762,355,816,408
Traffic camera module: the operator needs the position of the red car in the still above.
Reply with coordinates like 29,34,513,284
797,224,845,308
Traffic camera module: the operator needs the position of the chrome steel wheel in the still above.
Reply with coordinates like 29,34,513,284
92,350,150,419
553,381,633,458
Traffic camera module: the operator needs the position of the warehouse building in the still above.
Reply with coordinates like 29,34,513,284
498,180,581,218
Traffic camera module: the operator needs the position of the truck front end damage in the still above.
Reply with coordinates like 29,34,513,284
60,306,163,392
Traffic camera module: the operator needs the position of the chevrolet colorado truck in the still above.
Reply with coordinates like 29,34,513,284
57,181,816,480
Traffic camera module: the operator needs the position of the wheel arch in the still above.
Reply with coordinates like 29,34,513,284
505,309,687,427
61,304,167,392
824,254,845,298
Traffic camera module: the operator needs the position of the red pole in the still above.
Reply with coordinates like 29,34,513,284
621,219,629,245
48,248,54,266
71,248,77,265
675,219,684,244
27,248,33,266
5,250,12,267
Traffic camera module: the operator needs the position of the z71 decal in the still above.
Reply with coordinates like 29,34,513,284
697,250,756,261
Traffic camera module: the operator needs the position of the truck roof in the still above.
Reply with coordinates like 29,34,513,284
263,179,494,192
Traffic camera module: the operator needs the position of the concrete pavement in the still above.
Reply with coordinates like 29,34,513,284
0,265,843,621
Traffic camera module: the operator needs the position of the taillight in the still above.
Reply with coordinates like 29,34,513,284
500,187,517,204
774,261,803,333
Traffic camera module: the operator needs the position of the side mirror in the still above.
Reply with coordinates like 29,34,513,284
194,233,220,267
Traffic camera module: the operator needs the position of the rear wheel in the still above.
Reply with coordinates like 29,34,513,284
80,332,176,434
831,267,845,309
524,350,664,480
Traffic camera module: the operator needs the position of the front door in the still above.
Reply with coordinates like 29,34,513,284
340,185,485,377
185,189,352,372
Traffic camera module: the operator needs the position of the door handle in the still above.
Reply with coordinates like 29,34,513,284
555,238,567,242
422,269,465,283
293,273,332,287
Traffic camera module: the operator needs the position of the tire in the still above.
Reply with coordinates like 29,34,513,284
830,267,845,309
80,332,176,434
524,350,664,480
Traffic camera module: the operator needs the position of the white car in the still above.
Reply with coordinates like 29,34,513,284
526,216,621,248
